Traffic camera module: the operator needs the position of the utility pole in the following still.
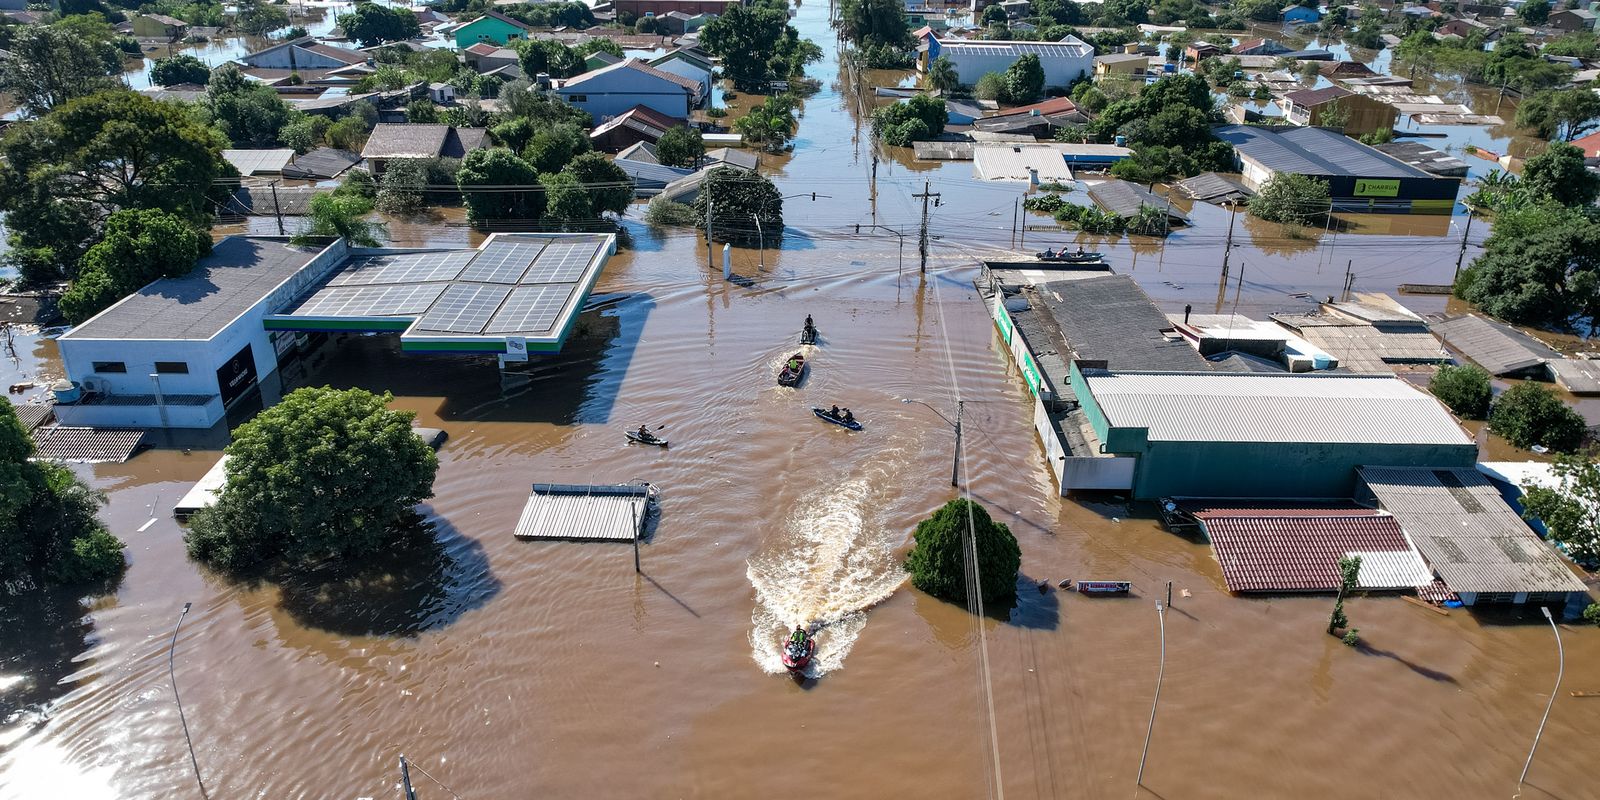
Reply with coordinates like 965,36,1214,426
270,181,286,236
914,180,941,274
951,400,963,487
1342,259,1354,302
1453,207,1475,280
1220,202,1238,281
400,755,418,800
754,215,764,270
1011,199,1019,248
705,196,715,270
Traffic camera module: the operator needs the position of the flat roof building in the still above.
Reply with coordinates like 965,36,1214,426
1067,364,1478,498
54,233,616,429
1214,124,1461,213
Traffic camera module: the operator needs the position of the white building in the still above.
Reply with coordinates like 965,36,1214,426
919,34,1094,88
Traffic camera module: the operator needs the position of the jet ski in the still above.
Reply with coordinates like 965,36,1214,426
781,629,816,671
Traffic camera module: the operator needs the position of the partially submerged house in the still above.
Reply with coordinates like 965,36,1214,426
918,34,1094,88
450,11,532,48
557,58,702,121
1277,85,1398,137
360,124,489,174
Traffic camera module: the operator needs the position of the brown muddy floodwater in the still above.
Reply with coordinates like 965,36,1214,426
4,4,1600,796
2,228,1598,800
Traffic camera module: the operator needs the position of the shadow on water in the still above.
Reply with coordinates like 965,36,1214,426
985,572,1061,631
0,589,99,739
275,513,499,637
1353,638,1459,684
288,295,651,425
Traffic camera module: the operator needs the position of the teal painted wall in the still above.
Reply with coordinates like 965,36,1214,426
454,17,528,48
1129,440,1479,499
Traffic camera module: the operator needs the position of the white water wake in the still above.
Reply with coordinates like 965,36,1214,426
747,474,907,677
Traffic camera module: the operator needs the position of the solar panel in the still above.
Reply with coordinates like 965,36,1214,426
458,238,551,283
522,240,603,283
290,284,449,317
416,284,512,333
330,251,475,286
485,285,577,334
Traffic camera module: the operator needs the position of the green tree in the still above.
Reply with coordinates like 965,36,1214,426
1454,205,1600,332
406,99,440,123
0,26,120,117
927,55,960,93
60,209,211,323
1249,173,1330,225
207,63,299,148
513,38,583,79
904,498,1021,604
293,193,386,247
280,115,331,153
872,94,946,146
522,122,591,175
982,3,1010,24
457,147,546,222
734,94,799,151
839,0,912,48
375,160,428,215
1000,53,1045,104
700,4,815,90
694,165,783,244
1327,554,1361,635
0,401,124,588
236,2,291,36
150,54,211,87
1515,87,1600,141
654,125,706,168
1519,0,1550,24
1490,382,1588,453
975,71,1006,101
0,89,225,284
1430,364,1493,419
337,3,421,48
185,387,438,573
564,151,634,216
574,38,625,59
1523,142,1600,208
1520,455,1600,563
541,171,592,221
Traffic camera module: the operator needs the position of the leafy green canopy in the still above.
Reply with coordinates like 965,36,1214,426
694,165,784,244
1489,382,1588,453
700,4,820,90
0,402,124,589
60,209,211,323
1249,173,1331,225
0,89,226,285
338,3,421,48
457,147,546,222
1454,204,1600,333
871,94,946,147
1520,455,1600,564
150,54,211,87
904,498,1021,604
185,387,439,573
655,125,706,169
1429,364,1492,420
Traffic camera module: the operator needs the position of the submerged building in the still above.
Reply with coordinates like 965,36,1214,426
53,233,616,429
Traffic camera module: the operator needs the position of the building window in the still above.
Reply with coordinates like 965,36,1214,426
568,94,586,102
92,361,127,373
155,361,189,374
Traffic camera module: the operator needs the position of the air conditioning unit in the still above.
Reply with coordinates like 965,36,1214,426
80,376,108,394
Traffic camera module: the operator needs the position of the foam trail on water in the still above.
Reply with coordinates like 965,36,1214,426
747,474,907,677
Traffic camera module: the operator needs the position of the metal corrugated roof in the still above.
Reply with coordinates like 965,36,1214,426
972,144,1073,183
1196,509,1430,592
1086,180,1189,223
1030,276,1211,371
513,483,650,541
936,38,1091,58
1214,124,1430,180
1359,467,1590,595
29,427,146,463
1081,369,1474,445
1429,314,1554,376
223,149,296,176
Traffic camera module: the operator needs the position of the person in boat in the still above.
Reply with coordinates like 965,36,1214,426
789,626,809,649
829,405,840,418
786,357,801,372
636,424,654,442
1042,247,1055,259
1075,245,1086,256
841,408,854,423
804,314,815,332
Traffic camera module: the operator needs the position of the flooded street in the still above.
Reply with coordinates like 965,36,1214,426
4,4,1599,799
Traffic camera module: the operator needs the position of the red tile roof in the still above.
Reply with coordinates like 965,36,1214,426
1190,505,1417,593
987,96,1078,119
1572,130,1600,158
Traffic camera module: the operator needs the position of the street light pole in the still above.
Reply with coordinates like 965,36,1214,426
1137,600,1167,788
1517,606,1564,795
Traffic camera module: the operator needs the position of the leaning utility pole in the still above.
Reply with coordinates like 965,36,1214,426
913,180,941,274
705,196,715,270
951,400,963,487
1220,202,1238,281
1453,207,1475,280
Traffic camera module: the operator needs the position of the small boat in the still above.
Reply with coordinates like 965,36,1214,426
1035,249,1106,263
625,430,668,448
1077,580,1132,595
778,353,806,387
813,407,862,431
800,325,818,345
781,635,816,671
